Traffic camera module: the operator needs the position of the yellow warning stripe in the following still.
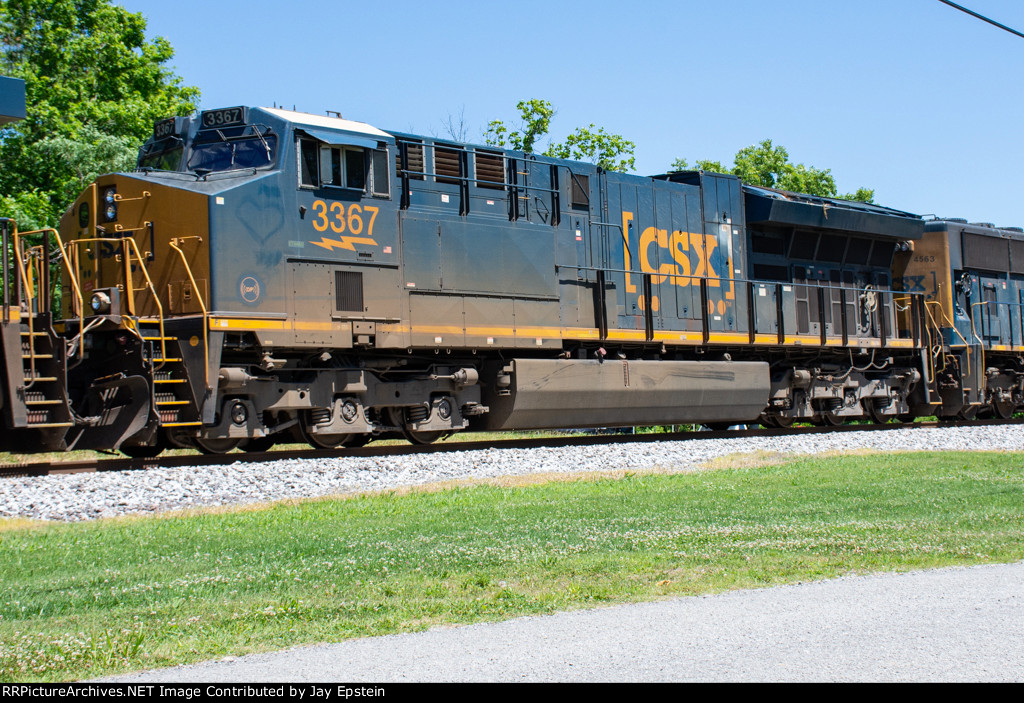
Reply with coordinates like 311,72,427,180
210,317,925,349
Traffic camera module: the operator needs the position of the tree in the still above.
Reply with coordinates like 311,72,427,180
0,0,200,229
672,139,875,203
484,99,636,173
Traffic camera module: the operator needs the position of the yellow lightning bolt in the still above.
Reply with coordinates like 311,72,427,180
311,236,378,252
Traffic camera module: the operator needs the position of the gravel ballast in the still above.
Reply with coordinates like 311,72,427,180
1,425,1022,523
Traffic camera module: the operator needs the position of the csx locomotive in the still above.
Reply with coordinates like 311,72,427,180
2,105,1022,456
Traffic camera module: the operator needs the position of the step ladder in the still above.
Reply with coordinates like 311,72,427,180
1,311,73,432
136,319,201,429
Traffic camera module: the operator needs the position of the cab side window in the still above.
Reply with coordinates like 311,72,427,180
298,137,388,196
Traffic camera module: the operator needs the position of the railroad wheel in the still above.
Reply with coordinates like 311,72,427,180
192,437,242,454
241,436,276,453
958,405,980,421
387,407,446,445
813,411,844,427
303,431,356,449
865,399,892,424
347,433,373,447
770,413,795,428
991,396,1016,420
120,443,164,459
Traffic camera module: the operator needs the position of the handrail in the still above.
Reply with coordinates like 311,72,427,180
168,236,210,389
10,231,38,388
557,263,921,347
8,226,86,375
63,235,168,364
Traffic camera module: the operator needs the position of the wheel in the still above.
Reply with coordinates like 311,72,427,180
241,436,276,453
991,396,1016,420
771,413,795,428
403,428,446,444
296,415,361,450
303,430,356,449
958,405,980,421
346,433,372,447
865,399,892,424
813,410,844,427
120,443,164,458
192,437,242,454
387,407,446,445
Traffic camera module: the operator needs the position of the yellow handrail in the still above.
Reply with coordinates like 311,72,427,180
168,236,210,389
10,225,86,378
64,235,168,364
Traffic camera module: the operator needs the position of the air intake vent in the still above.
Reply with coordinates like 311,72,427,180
475,150,505,190
434,145,461,184
335,271,364,313
396,141,424,180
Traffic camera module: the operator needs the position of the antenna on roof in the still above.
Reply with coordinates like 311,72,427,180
326,110,343,119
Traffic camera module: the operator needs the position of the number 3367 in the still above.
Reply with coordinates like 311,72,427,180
311,200,378,235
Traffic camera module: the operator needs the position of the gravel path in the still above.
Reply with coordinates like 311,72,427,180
101,561,1024,682
2,425,1022,522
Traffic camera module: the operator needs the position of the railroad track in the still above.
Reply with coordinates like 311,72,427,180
3,417,1022,480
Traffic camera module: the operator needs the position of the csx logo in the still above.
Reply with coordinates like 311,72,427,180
623,211,734,300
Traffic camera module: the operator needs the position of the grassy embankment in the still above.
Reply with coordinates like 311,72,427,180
1,449,1022,681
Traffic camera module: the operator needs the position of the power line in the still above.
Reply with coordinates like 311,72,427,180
937,0,1024,39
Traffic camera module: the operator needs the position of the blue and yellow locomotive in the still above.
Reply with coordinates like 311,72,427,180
0,105,1019,455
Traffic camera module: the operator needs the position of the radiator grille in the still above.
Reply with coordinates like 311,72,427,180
335,271,364,312
475,150,505,189
963,232,1009,272
434,145,461,184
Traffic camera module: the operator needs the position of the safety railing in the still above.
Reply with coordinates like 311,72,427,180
3,222,85,379
970,299,1024,350
65,235,168,364
168,236,210,390
395,139,563,223
556,263,925,348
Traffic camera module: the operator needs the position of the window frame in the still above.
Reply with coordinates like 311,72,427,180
297,136,378,194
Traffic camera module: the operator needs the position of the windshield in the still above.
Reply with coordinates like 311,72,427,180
187,129,277,174
137,134,185,171
138,142,184,171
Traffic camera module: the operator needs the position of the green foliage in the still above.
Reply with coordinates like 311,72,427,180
484,99,554,154
672,139,874,203
485,99,636,173
837,186,877,203
0,0,200,227
670,157,726,174
545,124,636,173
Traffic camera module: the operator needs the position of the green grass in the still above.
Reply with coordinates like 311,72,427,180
1,450,1022,681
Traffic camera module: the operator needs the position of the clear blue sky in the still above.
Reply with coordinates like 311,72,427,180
122,0,1024,226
